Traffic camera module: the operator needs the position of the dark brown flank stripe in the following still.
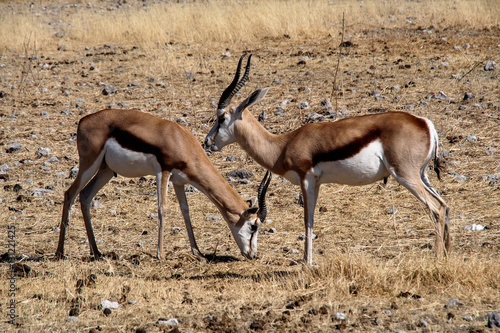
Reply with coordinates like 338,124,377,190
312,129,381,166
108,125,188,171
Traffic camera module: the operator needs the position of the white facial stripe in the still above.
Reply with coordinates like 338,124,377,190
104,138,161,178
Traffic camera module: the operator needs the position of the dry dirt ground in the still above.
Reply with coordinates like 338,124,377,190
1,2,499,332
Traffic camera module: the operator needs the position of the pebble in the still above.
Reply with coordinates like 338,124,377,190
464,224,485,231
102,84,118,95
305,112,324,123
171,226,182,234
37,147,51,156
205,216,221,222
66,316,79,322
447,171,467,182
487,312,500,328
92,201,104,208
7,141,22,153
463,92,475,101
101,300,119,309
445,299,463,308
484,61,497,71
298,233,318,241
386,208,398,214
0,164,11,172
226,169,254,179
299,101,310,110
465,135,477,142
335,312,347,320
156,318,178,326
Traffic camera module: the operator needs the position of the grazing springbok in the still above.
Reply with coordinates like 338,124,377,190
55,108,271,261
204,54,450,267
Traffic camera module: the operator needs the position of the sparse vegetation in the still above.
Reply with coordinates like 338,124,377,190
0,0,499,332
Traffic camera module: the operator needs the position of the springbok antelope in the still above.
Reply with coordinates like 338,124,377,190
55,108,270,261
204,54,450,267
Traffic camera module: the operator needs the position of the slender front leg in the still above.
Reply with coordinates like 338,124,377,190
173,183,206,262
156,170,171,260
301,177,320,267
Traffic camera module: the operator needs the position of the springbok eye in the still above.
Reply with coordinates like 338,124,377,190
250,224,258,232
218,115,226,123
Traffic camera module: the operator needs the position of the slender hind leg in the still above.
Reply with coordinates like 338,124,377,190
79,163,115,259
389,169,450,257
56,153,105,259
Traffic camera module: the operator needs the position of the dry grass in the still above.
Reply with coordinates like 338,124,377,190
1,0,499,331
1,0,499,52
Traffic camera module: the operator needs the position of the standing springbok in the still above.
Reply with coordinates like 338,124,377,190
55,108,270,261
204,54,450,267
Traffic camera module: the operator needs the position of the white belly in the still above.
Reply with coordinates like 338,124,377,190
315,140,389,185
104,138,161,177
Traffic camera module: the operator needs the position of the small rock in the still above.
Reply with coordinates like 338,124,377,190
465,135,477,142
6,141,22,153
321,99,332,109
463,92,475,101
0,164,11,172
463,315,473,322
92,201,104,208
36,147,51,156
335,312,347,320
386,208,398,214
171,226,182,234
102,85,118,95
225,155,237,162
484,61,497,71
205,216,221,222
464,224,485,231
487,312,500,328
299,101,310,110
66,316,79,322
103,308,112,316
149,213,158,219
156,318,178,326
445,299,463,308
69,166,79,179
447,171,467,182
258,111,267,122
305,112,324,123
101,300,119,309
298,233,318,241
185,184,199,193
226,169,254,179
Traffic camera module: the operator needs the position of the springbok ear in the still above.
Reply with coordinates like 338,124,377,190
246,196,258,208
242,206,259,219
235,88,269,116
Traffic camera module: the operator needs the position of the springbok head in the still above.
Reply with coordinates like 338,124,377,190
204,54,268,151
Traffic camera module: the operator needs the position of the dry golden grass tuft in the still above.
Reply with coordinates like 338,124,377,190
1,0,499,331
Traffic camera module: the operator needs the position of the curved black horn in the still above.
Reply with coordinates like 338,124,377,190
257,170,272,222
217,54,252,110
